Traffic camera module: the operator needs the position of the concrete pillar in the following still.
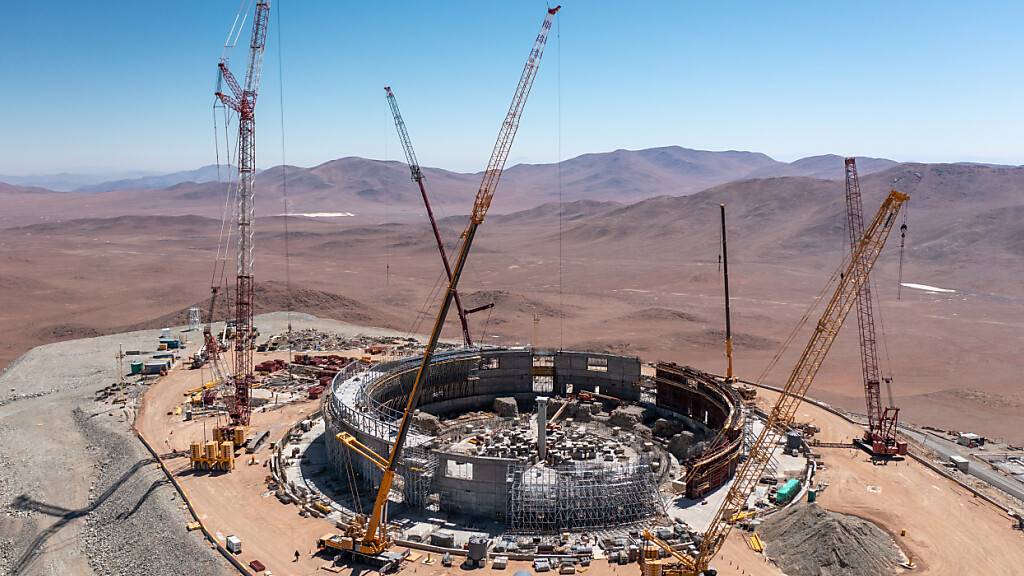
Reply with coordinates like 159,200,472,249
537,396,549,461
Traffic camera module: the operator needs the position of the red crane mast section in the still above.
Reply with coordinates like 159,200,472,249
844,158,906,456
215,0,271,427
384,86,474,347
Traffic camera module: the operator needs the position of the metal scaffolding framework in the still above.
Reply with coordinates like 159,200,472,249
507,458,664,534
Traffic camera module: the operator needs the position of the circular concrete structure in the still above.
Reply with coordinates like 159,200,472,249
323,348,744,534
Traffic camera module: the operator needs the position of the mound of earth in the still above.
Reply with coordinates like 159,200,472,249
121,281,394,331
759,503,902,576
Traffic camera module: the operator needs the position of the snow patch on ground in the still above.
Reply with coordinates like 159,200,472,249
280,212,355,218
901,282,956,294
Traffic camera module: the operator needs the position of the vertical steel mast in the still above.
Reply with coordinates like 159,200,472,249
215,1,271,427
720,203,734,383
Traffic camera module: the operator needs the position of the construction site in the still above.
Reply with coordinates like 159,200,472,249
3,3,1024,576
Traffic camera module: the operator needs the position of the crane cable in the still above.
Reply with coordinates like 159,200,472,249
556,13,564,351
275,0,294,372
896,205,908,300
878,205,908,405
752,258,846,388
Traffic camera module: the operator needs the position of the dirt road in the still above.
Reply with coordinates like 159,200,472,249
756,389,1024,574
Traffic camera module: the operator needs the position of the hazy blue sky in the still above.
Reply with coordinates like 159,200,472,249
2,1,1022,175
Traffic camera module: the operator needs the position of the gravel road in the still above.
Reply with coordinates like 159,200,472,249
0,322,227,576
0,311,417,576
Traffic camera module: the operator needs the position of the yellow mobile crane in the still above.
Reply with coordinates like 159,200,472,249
641,190,908,576
318,6,561,568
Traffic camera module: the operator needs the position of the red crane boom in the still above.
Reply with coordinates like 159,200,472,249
844,158,906,457
384,86,474,347
215,0,271,427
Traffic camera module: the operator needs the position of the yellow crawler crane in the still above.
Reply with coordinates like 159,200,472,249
319,6,561,568
640,190,909,576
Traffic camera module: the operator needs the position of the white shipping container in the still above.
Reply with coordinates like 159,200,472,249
225,535,242,554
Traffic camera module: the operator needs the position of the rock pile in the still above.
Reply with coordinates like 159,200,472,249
759,502,902,576
493,397,519,418
76,408,230,576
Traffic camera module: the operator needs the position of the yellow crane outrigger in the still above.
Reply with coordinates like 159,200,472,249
640,190,908,576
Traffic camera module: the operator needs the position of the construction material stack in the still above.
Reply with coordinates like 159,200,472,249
189,440,236,472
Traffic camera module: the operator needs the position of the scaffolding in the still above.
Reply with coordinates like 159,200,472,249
402,444,438,510
187,306,202,332
507,458,664,534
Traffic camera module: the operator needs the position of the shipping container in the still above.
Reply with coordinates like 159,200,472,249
775,478,801,505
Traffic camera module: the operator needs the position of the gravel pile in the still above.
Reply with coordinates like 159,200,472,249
760,502,902,576
76,406,230,576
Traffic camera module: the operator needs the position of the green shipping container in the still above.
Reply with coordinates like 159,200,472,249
130,360,144,375
807,488,817,503
776,478,801,505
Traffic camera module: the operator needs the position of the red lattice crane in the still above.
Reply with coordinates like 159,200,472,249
642,190,908,576
215,0,271,427
384,86,474,347
844,158,907,457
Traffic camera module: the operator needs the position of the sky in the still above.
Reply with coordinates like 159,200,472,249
1,1,1023,176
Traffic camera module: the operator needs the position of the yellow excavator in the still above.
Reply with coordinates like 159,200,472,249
316,5,561,569
640,190,909,576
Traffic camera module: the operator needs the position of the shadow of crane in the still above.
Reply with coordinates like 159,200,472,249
8,457,157,576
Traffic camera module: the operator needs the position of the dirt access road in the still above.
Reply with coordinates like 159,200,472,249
134,314,1022,576
135,314,420,576
755,389,1024,574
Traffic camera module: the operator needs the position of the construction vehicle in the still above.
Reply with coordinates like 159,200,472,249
640,529,694,576
214,0,271,429
844,158,907,458
639,190,908,576
318,6,559,567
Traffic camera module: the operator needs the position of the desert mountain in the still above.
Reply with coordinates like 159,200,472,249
0,147,904,226
76,164,239,193
746,154,898,180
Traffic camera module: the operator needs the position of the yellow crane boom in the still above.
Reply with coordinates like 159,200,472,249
333,6,560,560
661,190,908,575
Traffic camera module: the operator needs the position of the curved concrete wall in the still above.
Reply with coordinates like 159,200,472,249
654,362,745,498
324,348,642,520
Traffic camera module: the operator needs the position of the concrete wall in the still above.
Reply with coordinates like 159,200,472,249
323,348,644,520
554,351,641,400
654,362,744,498
434,453,511,520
